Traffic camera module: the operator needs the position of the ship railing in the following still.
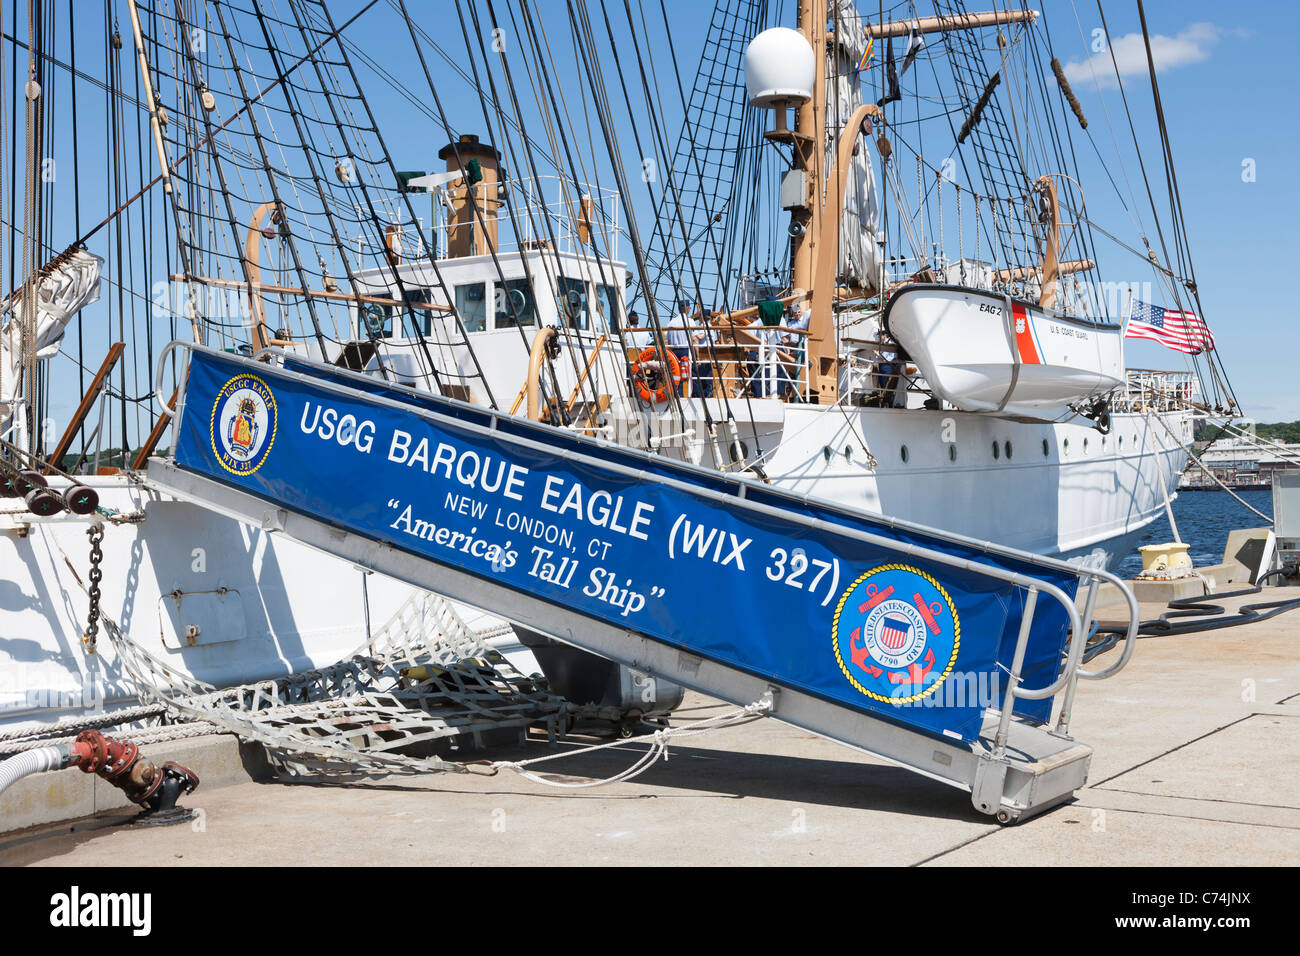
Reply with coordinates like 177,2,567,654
398,175,622,262
645,336,811,401
882,254,950,289
1113,368,1198,413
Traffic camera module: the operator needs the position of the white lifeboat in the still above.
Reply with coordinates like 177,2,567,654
884,284,1124,421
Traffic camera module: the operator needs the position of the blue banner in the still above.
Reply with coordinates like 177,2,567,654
174,350,1077,742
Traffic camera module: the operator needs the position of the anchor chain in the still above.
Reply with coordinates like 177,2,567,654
82,522,104,653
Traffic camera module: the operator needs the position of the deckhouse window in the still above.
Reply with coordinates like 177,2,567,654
596,282,621,334
455,282,487,332
557,276,591,331
360,303,392,338
495,277,537,328
360,288,436,339
401,287,436,337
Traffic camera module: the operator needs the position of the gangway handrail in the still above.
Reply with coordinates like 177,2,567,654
154,339,187,417
156,340,1140,727
1076,588,1139,680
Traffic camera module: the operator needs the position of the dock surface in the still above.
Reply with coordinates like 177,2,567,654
5,586,1298,867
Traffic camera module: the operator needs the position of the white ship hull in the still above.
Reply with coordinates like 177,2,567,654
629,399,1189,565
763,406,1188,564
0,478,416,731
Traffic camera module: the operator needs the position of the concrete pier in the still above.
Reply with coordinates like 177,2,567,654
4,586,1298,867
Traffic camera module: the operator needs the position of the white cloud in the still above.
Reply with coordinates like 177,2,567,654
1062,22,1225,91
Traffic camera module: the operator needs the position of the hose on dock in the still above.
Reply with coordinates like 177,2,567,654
0,730,200,824
0,745,71,799
1084,570,1300,661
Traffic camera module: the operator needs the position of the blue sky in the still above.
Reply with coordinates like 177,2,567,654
1049,0,1300,422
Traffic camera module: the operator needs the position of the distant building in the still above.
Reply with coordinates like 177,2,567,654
1180,438,1300,489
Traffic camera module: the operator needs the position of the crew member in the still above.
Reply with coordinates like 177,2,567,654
782,290,811,401
746,298,785,397
626,310,653,349
691,308,716,399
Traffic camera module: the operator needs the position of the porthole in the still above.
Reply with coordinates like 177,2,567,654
1063,438,1070,454
1004,440,1012,460
992,441,1000,460
1042,438,1049,457
900,444,909,463
948,445,957,462
1083,437,1089,453
1119,435,1124,448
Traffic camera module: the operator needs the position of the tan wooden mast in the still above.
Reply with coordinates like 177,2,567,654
790,0,832,402
996,259,1092,284
1034,175,1061,310
811,102,881,344
786,5,1045,403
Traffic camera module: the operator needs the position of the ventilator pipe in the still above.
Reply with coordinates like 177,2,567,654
0,745,72,799
526,327,558,422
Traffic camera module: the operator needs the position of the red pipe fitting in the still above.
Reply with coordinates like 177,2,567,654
70,729,200,824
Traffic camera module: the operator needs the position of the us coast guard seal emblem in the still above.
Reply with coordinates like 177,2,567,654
832,564,960,704
210,374,277,476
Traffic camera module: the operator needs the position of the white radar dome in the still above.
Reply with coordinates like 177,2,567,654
744,28,815,108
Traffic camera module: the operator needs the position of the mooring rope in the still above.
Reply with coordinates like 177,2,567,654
1,718,220,756
490,692,773,790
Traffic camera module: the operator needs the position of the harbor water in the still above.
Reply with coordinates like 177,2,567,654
1115,489,1275,579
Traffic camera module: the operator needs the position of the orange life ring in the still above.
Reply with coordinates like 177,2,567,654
631,347,682,404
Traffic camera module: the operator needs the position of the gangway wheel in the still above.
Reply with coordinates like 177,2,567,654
617,715,670,739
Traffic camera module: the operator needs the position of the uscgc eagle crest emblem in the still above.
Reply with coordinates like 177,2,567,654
210,373,277,476
832,564,960,704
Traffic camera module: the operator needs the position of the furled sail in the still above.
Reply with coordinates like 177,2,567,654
827,0,881,290
0,249,104,429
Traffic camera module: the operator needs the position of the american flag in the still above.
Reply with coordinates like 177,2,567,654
1125,298,1215,354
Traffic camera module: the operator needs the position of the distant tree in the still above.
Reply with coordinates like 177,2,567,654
1195,420,1300,445
1256,421,1300,443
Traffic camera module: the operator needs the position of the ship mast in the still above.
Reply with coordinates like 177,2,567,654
787,4,1041,405
789,0,831,402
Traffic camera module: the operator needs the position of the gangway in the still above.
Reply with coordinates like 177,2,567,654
146,342,1139,823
